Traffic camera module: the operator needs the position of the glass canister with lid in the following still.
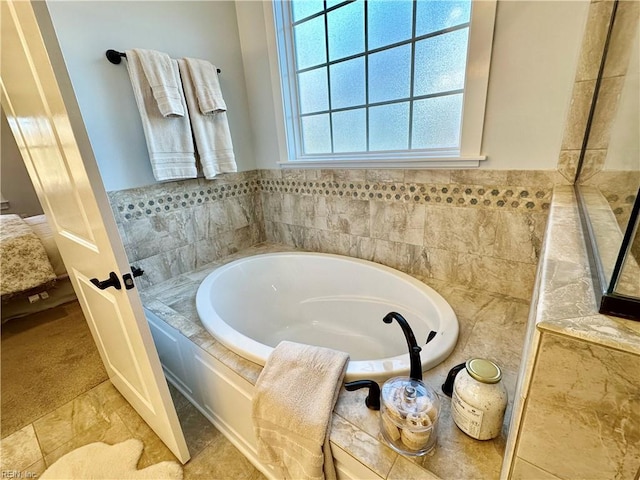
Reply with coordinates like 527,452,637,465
380,376,440,456
447,358,508,440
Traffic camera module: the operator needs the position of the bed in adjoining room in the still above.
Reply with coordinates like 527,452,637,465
1,214,77,322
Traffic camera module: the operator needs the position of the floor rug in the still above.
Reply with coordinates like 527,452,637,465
1,301,108,437
40,439,183,480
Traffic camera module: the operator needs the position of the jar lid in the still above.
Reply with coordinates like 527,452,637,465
465,358,502,384
381,376,439,421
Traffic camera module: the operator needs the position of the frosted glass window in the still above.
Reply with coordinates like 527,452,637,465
292,1,324,22
328,1,364,61
368,1,413,50
416,0,471,36
294,16,326,70
298,68,329,114
414,29,469,96
332,109,367,152
276,0,494,160
368,45,411,103
412,94,463,149
330,58,365,109
369,103,410,151
302,114,332,154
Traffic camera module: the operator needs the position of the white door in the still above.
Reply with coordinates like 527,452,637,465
1,0,190,463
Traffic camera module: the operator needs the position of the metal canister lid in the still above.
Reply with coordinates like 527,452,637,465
465,358,502,384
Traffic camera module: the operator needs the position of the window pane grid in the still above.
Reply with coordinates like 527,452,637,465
364,0,370,151
292,0,355,26
289,0,471,156
408,0,418,150
294,22,470,76
299,89,464,118
322,1,335,153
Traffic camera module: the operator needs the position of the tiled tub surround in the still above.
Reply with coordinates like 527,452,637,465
108,171,265,289
259,168,565,301
105,169,603,478
139,243,531,480
503,186,640,480
580,169,640,241
109,168,565,300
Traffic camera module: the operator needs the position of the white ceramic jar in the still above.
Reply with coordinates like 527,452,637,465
450,358,507,440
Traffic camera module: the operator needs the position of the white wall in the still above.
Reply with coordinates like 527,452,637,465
237,0,590,170
481,0,588,169
45,1,256,192
1,110,43,217
45,0,591,188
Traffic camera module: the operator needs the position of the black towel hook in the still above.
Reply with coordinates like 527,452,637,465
105,49,221,73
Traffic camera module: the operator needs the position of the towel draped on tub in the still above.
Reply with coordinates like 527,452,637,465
252,341,349,480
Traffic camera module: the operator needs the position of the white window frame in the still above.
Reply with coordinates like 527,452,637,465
264,0,496,169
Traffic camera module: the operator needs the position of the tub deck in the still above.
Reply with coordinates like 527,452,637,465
140,243,530,479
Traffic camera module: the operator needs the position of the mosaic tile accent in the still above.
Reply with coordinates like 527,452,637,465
256,178,552,211
109,175,261,221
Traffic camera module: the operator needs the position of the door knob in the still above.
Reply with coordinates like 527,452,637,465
90,272,122,290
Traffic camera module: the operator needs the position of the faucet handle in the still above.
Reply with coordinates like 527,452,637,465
344,380,381,410
441,362,466,397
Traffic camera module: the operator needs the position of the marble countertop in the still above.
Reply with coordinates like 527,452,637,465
140,243,531,479
535,186,640,356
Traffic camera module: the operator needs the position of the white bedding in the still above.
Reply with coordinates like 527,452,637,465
1,214,75,321
0,214,57,301
23,215,67,277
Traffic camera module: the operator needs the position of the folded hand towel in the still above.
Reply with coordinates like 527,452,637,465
252,341,349,480
126,50,197,181
178,59,237,179
184,57,227,115
134,48,185,117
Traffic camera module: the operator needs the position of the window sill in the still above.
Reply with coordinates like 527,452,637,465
278,155,486,169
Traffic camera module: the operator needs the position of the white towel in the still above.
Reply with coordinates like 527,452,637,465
125,50,197,181
177,59,237,179
183,57,227,114
252,341,349,480
133,48,185,117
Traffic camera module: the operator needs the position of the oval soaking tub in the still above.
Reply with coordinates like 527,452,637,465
196,252,458,381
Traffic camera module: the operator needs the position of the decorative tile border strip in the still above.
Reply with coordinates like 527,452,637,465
107,169,555,220
257,178,552,212
108,174,260,221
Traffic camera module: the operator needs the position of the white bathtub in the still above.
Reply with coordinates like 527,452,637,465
196,252,458,381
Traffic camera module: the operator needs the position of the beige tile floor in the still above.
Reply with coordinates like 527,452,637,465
1,379,265,479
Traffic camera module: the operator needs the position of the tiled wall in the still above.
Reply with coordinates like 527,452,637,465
259,168,567,300
109,168,566,300
108,171,264,289
557,0,639,187
555,0,639,271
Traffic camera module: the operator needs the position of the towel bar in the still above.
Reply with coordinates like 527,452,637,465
105,49,221,73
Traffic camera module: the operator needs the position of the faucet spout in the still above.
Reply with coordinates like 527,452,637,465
383,312,423,381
